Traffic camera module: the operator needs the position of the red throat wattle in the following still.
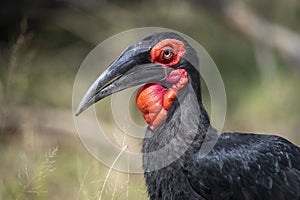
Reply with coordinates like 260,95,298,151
136,69,188,130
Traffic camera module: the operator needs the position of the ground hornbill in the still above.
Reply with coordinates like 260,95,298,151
76,32,300,200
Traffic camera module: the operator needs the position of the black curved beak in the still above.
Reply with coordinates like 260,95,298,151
75,42,170,116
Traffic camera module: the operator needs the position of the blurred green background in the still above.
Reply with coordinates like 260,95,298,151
1,0,300,199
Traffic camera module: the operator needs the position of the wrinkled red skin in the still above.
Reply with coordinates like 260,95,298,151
136,38,188,130
136,69,188,130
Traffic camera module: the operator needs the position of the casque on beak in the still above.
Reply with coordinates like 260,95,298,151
75,41,172,116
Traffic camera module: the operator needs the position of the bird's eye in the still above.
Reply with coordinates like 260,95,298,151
162,49,174,60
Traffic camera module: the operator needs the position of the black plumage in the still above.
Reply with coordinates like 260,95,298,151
76,32,300,200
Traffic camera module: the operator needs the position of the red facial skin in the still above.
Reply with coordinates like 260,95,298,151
136,39,188,130
150,39,186,67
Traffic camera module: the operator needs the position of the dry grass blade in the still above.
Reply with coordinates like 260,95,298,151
110,134,127,200
77,160,93,200
6,17,28,97
98,144,128,200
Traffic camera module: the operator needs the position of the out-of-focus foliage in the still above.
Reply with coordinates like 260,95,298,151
0,0,300,199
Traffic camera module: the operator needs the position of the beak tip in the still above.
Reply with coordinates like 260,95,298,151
74,110,80,117
75,112,80,117
75,106,84,116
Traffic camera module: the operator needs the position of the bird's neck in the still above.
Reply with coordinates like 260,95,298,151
141,56,216,199
142,80,212,199
142,80,211,154
142,62,211,151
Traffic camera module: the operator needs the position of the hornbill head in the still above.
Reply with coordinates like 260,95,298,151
76,32,200,130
